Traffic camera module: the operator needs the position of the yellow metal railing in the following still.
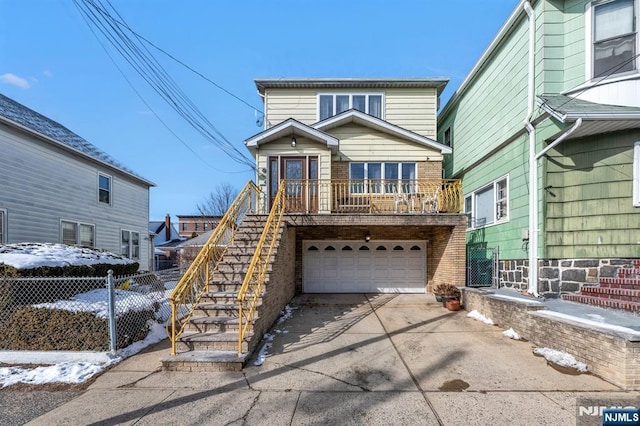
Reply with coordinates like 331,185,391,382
237,180,286,355
167,180,261,355
281,179,463,214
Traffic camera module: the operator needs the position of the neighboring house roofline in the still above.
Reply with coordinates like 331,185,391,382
0,94,155,187
255,78,449,97
313,109,452,154
439,0,538,119
177,214,223,219
244,118,339,152
537,94,640,141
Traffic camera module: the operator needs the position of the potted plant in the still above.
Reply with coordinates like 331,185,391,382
432,284,461,311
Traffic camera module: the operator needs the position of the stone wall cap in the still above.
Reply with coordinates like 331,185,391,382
529,310,640,342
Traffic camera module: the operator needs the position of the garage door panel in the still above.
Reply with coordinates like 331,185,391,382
303,240,426,293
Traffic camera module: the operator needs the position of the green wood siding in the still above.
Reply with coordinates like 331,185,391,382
545,130,640,258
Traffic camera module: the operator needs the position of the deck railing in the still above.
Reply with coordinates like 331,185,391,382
281,179,462,214
167,180,260,356
237,180,286,355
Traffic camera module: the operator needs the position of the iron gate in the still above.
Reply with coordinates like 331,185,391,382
466,246,499,288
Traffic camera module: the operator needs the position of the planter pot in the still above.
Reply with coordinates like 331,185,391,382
434,294,443,302
445,299,461,311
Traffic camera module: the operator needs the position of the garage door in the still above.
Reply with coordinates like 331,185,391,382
303,240,426,293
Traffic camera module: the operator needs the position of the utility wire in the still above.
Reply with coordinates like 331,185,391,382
74,0,256,170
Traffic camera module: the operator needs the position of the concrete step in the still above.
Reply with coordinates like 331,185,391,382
200,291,239,303
177,332,250,352
161,351,248,372
562,294,640,313
581,286,640,303
184,315,256,333
192,303,239,317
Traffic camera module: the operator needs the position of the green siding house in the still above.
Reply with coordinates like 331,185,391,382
439,0,640,297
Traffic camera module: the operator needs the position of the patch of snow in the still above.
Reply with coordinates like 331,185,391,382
503,328,521,340
467,310,494,325
276,304,297,325
585,314,606,322
533,347,588,373
0,322,168,388
253,333,274,366
0,242,133,269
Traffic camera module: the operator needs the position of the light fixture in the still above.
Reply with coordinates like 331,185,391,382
291,136,297,147
365,231,371,242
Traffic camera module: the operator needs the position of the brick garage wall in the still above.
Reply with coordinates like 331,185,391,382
251,225,296,351
292,222,465,293
462,288,640,390
499,258,639,296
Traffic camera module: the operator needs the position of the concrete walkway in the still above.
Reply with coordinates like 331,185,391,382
27,294,638,425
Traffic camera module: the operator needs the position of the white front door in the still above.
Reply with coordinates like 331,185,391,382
303,240,426,293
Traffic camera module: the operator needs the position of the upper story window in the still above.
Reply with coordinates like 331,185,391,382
443,127,452,147
318,93,383,121
349,162,416,194
464,176,509,229
62,220,95,247
590,0,637,79
98,174,111,205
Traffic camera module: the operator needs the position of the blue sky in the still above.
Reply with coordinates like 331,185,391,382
0,0,517,220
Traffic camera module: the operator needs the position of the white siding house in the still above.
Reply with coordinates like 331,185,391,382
0,94,155,270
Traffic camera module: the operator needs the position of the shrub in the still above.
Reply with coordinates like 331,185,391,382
432,283,461,298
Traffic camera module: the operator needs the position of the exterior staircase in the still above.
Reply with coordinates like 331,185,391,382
162,214,283,372
562,260,640,313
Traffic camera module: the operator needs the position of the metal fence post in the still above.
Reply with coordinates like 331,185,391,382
106,270,117,355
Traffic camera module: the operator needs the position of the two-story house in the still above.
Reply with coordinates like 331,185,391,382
438,0,640,303
177,215,222,238
245,78,467,294
0,94,155,270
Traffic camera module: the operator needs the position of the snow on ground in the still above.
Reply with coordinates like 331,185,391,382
0,322,167,387
533,347,588,372
253,304,296,366
467,310,494,325
0,242,133,269
503,328,521,340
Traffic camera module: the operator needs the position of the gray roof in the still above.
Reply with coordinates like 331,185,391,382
537,94,640,141
255,78,449,96
0,94,154,186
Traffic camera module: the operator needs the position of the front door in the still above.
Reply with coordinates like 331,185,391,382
269,156,318,213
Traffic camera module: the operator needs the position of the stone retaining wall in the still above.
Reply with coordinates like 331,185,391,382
499,258,639,296
462,288,640,390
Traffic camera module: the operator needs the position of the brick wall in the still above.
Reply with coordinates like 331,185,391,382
462,288,640,390
499,258,639,296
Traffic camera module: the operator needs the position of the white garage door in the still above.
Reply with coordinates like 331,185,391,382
303,240,426,293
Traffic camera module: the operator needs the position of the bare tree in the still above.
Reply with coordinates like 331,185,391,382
196,183,239,217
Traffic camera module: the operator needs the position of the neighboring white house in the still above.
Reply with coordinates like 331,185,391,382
0,93,155,270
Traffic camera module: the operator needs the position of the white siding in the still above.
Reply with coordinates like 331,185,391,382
0,124,151,270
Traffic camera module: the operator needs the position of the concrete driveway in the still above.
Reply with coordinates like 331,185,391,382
26,293,636,425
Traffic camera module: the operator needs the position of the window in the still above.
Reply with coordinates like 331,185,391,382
195,223,199,231
443,127,452,147
0,209,6,243
464,176,509,229
98,174,111,204
589,0,637,79
121,230,140,260
61,220,95,247
349,162,416,194
634,141,640,206
318,93,383,120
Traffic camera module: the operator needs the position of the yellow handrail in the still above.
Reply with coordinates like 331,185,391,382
167,180,261,355
237,180,286,355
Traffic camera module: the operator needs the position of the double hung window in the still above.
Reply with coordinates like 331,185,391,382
62,220,95,247
121,230,140,260
349,162,416,194
99,174,111,205
0,209,6,243
464,176,509,229
318,94,383,120
591,0,637,78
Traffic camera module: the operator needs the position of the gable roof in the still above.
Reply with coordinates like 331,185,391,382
537,94,640,140
0,94,154,187
244,118,339,153
313,109,452,154
255,78,449,96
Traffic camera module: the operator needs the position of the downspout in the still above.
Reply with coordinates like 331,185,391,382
523,1,538,296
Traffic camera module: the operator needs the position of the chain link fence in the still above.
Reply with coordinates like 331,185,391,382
0,269,181,353
467,246,500,288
